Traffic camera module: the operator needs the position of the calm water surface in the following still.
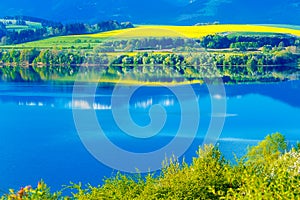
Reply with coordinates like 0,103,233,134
0,81,300,192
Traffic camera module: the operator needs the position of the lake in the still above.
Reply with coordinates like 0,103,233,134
1,80,300,192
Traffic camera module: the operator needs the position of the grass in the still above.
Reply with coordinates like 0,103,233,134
258,24,300,30
0,19,43,32
24,21,43,29
10,36,104,49
104,51,172,57
5,25,29,30
2,24,300,49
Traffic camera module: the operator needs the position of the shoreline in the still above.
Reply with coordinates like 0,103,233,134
1,77,296,87
53,78,206,86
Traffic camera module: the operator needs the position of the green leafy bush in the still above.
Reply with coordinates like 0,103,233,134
2,133,300,199
0,181,61,200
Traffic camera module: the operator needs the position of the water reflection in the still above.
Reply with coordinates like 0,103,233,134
1,65,300,84
134,98,153,109
133,96,176,109
11,97,177,110
225,80,300,108
1,80,300,109
71,100,112,110
0,85,179,110
1,80,300,192
18,101,45,107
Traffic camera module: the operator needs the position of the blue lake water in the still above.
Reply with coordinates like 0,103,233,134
1,81,300,192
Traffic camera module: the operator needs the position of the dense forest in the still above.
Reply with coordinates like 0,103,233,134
1,50,299,83
0,48,298,68
0,16,133,45
93,34,300,52
199,34,300,50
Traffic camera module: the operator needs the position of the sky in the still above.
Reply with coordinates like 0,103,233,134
0,0,299,25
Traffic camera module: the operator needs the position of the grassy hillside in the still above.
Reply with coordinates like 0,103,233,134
259,24,300,30
8,24,300,49
0,19,43,32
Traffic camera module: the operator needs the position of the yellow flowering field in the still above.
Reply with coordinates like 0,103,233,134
90,24,300,39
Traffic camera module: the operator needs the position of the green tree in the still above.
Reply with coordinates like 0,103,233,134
278,41,285,49
245,133,287,168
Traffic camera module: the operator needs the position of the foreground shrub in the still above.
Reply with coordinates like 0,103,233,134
1,133,300,199
0,181,61,200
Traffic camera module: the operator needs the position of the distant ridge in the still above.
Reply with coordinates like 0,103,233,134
0,0,299,25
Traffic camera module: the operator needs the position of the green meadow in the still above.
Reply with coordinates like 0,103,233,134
2,24,300,50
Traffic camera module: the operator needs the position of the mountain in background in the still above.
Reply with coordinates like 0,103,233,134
0,0,300,25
